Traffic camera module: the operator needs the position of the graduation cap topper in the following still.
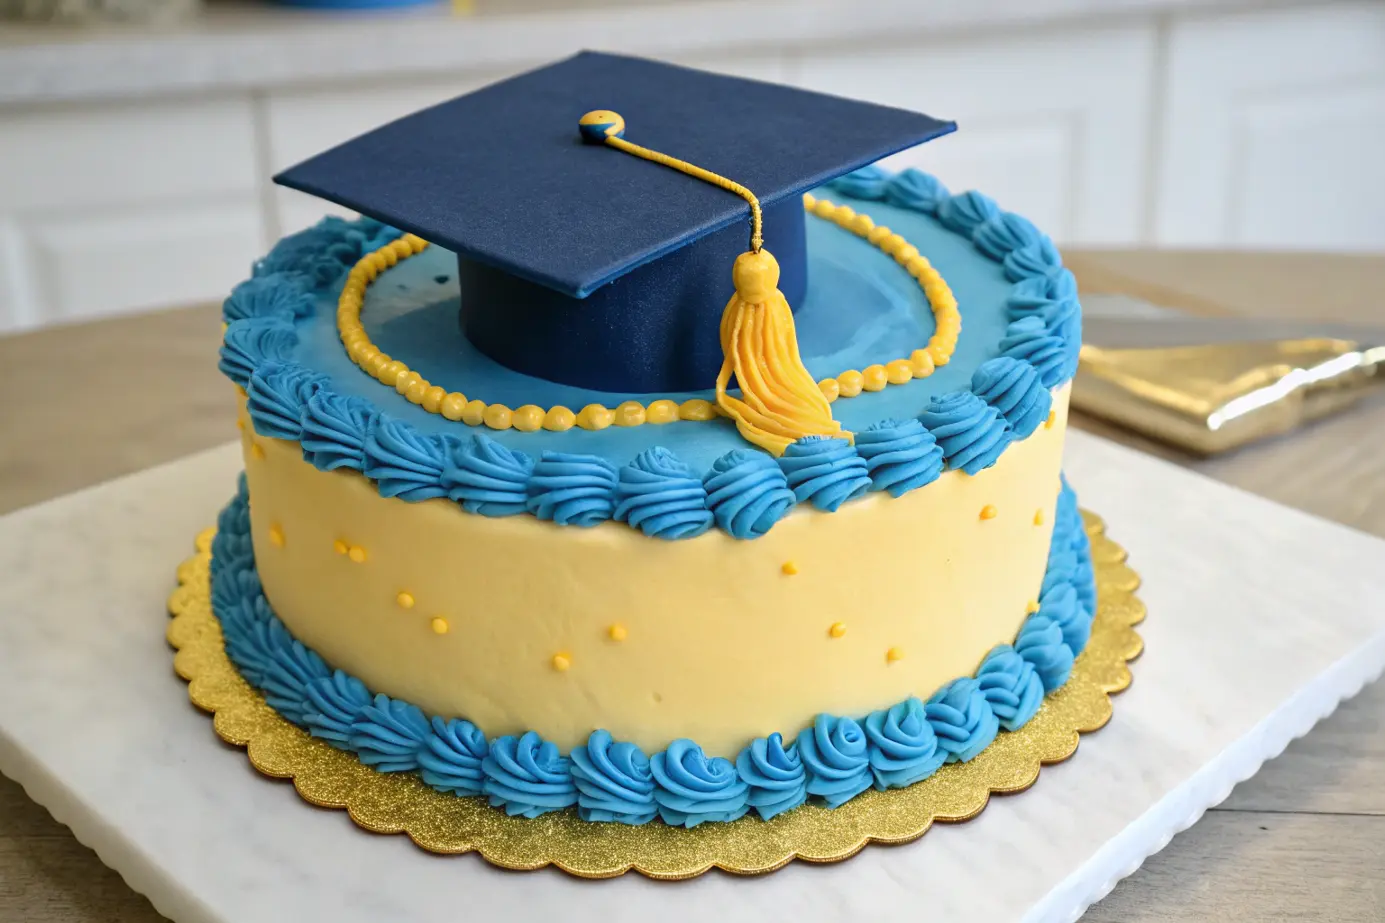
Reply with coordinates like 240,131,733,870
274,53,956,453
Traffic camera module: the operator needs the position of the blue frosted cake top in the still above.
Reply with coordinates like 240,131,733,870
220,166,1081,540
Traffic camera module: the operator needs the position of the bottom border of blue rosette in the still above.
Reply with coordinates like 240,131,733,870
208,470,1096,828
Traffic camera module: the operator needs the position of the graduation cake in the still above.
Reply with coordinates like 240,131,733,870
212,51,1093,827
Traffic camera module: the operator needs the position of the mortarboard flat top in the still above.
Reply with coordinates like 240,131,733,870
274,51,955,301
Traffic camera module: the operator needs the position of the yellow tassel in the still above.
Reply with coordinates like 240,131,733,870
716,250,844,455
578,110,844,454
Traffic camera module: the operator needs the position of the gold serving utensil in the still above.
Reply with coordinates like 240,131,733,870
1075,311,1385,455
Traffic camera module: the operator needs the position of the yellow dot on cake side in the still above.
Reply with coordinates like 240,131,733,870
886,646,905,663
332,539,348,556
781,561,799,576
396,591,415,609
551,652,572,672
980,504,998,520
250,443,265,461
608,623,628,642
1026,599,1041,614
829,622,847,639
1034,509,1045,526
429,617,449,635
268,524,285,547
1045,409,1057,429
347,545,367,563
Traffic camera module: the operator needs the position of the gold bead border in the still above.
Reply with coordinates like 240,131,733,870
168,509,1142,880
335,197,961,433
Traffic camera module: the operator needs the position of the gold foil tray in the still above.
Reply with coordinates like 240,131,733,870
167,510,1143,879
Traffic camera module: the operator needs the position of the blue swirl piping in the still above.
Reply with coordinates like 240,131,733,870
918,391,1012,475
854,418,943,497
703,449,797,539
735,732,807,821
615,448,714,540
650,739,748,827
971,357,1053,440
570,729,658,824
526,452,618,527
482,731,578,818
779,436,871,512
443,434,534,516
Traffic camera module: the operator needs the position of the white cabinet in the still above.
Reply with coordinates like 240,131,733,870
0,97,263,333
1156,3,1385,251
795,25,1158,247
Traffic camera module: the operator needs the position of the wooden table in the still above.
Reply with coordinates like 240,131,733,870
2,250,1383,921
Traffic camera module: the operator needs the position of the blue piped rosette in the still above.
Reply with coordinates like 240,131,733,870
208,468,1096,827
221,167,1082,542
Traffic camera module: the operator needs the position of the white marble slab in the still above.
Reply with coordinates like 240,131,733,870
0,431,1383,923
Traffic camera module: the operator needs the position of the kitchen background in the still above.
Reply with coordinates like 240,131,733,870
1,0,1381,335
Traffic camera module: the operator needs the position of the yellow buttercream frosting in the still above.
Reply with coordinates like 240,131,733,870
237,388,1070,758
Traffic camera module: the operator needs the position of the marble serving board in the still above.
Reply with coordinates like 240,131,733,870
1,431,1383,923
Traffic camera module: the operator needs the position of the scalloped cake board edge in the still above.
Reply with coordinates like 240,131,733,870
0,432,1382,923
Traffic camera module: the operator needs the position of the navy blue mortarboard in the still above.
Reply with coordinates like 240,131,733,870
275,51,954,453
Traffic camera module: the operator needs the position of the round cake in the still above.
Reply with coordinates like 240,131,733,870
211,52,1093,826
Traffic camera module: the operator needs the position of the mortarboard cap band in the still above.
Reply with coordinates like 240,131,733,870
579,110,843,454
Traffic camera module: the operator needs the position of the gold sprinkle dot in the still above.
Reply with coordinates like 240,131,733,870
980,504,998,520
440,392,468,421
396,591,415,609
347,546,367,563
1045,410,1057,429
250,443,265,461
829,622,847,639
885,359,913,385
678,399,717,422
646,399,679,425
1026,599,1041,614
608,623,628,642
461,399,487,427
910,349,936,378
577,404,614,431
483,403,513,431
333,539,348,555
782,561,799,576
614,400,647,427
552,652,571,672
837,369,864,398
1034,509,1045,526
513,404,545,432
422,385,447,414
268,524,285,547
430,617,449,635
886,646,904,663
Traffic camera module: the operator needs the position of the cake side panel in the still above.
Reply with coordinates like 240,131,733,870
234,387,1071,759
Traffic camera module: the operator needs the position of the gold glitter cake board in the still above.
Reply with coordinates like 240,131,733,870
167,510,1142,880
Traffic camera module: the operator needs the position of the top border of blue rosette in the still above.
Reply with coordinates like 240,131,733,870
217,166,1082,541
